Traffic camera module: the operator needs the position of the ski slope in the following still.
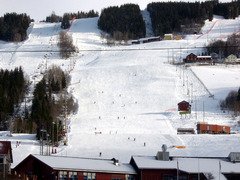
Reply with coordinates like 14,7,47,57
0,16,240,169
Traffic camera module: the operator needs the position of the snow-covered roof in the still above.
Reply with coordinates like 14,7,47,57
132,155,240,174
32,154,136,174
132,156,177,169
197,56,212,58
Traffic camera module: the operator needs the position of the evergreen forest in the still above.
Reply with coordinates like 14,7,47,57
98,4,146,40
0,13,31,41
147,1,240,36
0,67,28,130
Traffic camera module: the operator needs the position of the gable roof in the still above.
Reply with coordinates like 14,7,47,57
15,154,136,174
178,100,190,105
187,53,197,57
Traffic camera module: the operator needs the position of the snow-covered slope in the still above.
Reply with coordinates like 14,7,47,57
0,16,240,168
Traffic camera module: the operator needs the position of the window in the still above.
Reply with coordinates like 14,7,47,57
59,171,68,180
163,175,177,180
69,172,78,180
126,175,135,180
179,176,188,180
83,172,96,180
179,175,188,180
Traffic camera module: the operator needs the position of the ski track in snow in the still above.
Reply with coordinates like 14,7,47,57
0,16,240,167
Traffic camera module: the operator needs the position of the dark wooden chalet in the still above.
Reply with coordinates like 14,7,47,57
178,100,191,113
13,154,136,180
184,53,212,63
0,141,13,176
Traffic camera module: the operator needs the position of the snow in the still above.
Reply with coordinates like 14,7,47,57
0,14,240,175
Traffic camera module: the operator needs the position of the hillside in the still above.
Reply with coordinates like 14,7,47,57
0,16,240,168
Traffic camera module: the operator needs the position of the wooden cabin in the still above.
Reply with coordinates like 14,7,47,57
184,53,212,63
13,154,136,180
178,100,191,114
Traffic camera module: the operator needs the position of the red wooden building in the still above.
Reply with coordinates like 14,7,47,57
197,122,230,134
12,151,240,180
183,53,212,63
130,155,206,180
178,100,191,114
13,154,136,180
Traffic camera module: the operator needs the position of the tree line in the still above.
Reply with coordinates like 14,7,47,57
147,1,212,36
0,67,28,130
98,4,146,40
45,10,99,30
0,13,31,42
46,10,98,23
147,1,240,36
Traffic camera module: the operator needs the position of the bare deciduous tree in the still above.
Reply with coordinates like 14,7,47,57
58,31,78,59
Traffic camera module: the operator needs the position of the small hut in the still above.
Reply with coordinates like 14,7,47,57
178,100,191,114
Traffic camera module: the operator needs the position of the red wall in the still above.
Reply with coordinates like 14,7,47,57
77,172,130,180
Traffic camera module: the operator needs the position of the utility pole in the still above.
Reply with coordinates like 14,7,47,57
64,89,68,146
52,122,55,153
198,158,200,180
182,65,185,86
190,83,193,103
203,101,205,122
195,97,198,121
177,159,179,180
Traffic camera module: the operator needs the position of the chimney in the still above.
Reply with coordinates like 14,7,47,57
156,144,169,161
112,158,119,166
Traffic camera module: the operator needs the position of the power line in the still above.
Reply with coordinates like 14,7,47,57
0,47,219,53
0,45,239,53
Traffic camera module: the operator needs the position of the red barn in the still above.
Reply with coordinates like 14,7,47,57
178,100,191,114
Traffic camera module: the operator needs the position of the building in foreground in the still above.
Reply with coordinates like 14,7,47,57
13,154,136,180
130,150,240,180
13,146,240,180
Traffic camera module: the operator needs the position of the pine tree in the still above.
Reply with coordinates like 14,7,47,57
61,14,70,29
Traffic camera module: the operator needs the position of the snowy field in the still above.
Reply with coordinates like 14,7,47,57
0,15,240,168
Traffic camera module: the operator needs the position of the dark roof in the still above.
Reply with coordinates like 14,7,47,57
187,53,197,56
178,100,190,105
0,141,13,163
